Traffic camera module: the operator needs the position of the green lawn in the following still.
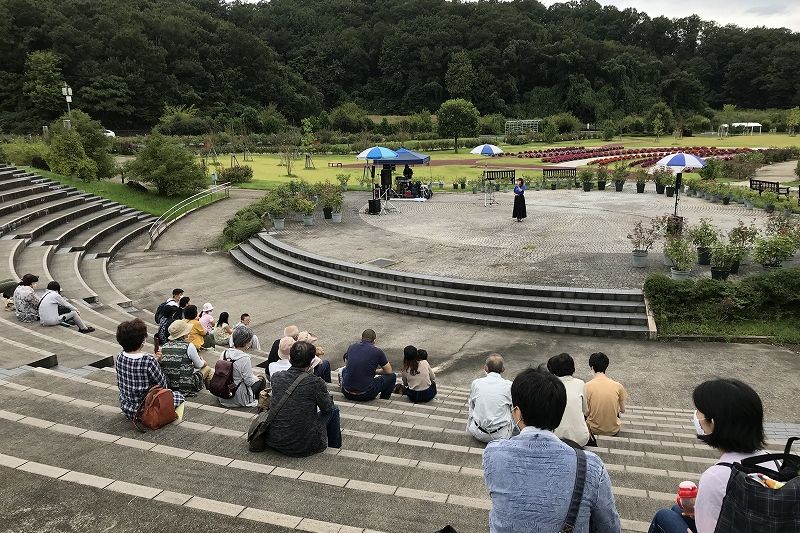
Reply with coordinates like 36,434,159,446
24,167,201,217
660,319,800,344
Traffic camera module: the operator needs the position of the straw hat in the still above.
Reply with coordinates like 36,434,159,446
168,320,193,340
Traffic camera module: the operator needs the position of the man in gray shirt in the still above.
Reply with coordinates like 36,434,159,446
38,281,94,334
467,354,513,443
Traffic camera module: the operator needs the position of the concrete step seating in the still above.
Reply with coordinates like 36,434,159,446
0,366,743,532
232,234,651,339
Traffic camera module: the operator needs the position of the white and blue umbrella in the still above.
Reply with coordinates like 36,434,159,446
357,146,398,160
470,144,504,156
654,152,707,171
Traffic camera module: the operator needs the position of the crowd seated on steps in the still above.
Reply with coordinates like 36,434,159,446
110,288,776,533
8,273,95,333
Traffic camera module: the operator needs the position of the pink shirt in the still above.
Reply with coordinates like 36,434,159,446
696,450,770,533
199,313,214,332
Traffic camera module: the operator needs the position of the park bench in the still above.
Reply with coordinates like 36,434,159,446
483,169,515,182
543,167,578,186
749,177,789,196
328,162,343,168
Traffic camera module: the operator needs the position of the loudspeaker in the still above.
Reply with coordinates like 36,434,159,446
368,199,381,215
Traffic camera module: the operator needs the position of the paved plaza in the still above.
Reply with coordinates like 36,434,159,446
279,188,791,288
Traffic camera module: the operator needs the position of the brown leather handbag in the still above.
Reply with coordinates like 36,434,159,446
137,386,177,430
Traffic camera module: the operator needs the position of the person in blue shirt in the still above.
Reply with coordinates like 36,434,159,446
512,177,527,222
340,329,396,401
483,368,621,533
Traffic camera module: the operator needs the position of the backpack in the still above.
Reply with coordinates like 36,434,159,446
208,350,241,399
714,436,800,533
154,301,169,324
136,386,177,430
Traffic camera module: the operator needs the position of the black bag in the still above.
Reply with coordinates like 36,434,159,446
154,301,169,324
560,448,588,533
714,436,800,533
248,372,309,452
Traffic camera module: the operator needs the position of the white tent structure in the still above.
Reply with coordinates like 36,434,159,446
720,122,763,135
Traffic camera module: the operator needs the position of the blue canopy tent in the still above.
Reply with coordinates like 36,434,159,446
371,147,430,166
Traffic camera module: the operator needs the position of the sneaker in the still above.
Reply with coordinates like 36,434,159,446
59,320,72,328
79,327,95,334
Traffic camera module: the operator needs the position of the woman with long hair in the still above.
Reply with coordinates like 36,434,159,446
398,345,436,403
512,177,527,222
214,311,234,346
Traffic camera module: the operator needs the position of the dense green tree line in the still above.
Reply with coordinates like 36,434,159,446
1,0,798,134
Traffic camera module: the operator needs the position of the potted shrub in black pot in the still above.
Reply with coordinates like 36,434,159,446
753,234,797,269
664,173,676,197
653,167,671,194
627,215,667,268
664,235,698,281
579,168,594,192
727,220,759,274
459,176,467,190
761,191,777,213
688,218,719,265
634,169,648,193
596,165,608,191
719,184,732,205
612,163,627,192
710,242,735,280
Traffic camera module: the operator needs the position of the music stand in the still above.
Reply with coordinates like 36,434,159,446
379,186,398,214
483,171,499,207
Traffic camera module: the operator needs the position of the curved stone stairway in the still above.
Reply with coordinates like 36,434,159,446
0,165,766,532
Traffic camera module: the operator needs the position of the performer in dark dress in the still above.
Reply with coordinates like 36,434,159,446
512,177,527,222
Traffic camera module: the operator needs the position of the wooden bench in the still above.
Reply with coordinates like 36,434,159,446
749,178,789,196
543,167,578,186
328,162,343,168
483,169,515,182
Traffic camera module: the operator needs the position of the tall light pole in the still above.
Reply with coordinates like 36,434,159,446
61,82,72,130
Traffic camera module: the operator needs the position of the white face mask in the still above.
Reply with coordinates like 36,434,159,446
693,412,707,436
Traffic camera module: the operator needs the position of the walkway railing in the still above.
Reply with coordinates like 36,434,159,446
148,182,231,246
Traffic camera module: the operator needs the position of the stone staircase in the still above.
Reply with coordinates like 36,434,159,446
0,172,781,532
231,233,653,339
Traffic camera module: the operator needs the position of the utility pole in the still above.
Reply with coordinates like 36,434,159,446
61,82,72,130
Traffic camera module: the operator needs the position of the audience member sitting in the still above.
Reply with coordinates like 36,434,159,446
341,329,396,401
648,379,769,533
156,295,189,351
115,318,185,431
199,303,214,331
214,311,234,346
183,304,207,351
398,345,437,403
267,324,299,372
268,336,296,376
585,352,627,437
218,326,267,408
38,281,95,334
159,288,183,317
297,330,332,383
483,368,621,532
467,354,513,443
173,296,190,319
160,319,214,394
547,352,590,448
263,340,342,456
229,313,261,350
13,273,40,323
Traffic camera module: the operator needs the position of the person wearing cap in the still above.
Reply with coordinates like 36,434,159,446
13,273,40,323
341,329,396,402
267,325,300,374
38,281,95,334
228,313,261,350
263,340,341,456
183,304,208,351
199,303,215,332
467,354,514,443
159,319,213,394
218,326,267,408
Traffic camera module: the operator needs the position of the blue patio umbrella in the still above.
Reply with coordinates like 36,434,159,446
654,152,707,171
470,144,504,156
357,146,398,160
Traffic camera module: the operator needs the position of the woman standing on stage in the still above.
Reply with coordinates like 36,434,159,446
512,177,527,222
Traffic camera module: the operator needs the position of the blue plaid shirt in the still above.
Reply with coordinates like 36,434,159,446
115,351,185,419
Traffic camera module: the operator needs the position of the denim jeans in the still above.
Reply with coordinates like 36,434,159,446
318,405,342,448
406,383,437,403
314,360,332,383
342,373,397,401
648,505,696,533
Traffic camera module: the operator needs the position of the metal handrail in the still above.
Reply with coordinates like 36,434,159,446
148,182,231,246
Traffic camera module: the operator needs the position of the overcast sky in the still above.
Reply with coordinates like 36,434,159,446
538,1,800,31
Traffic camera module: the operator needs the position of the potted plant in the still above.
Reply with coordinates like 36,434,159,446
551,177,558,190
653,167,672,194
336,173,350,191
472,180,479,194
627,215,666,268
743,190,756,210
596,165,608,191
688,218,719,265
579,168,594,192
710,242,736,280
611,163,627,192
329,190,344,223
634,169,647,193
753,234,797,268
761,191,777,213
727,220,759,274
459,176,467,189
718,184,732,205
292,196,316,226
664,173,676,197
664,235,697,280
265,195,288,230
453,181,458,190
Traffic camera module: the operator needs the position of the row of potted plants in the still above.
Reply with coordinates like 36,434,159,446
628,214,800,280
685,179,800,214
262,180,344,230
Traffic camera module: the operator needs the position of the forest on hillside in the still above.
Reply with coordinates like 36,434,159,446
1,0,798,133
